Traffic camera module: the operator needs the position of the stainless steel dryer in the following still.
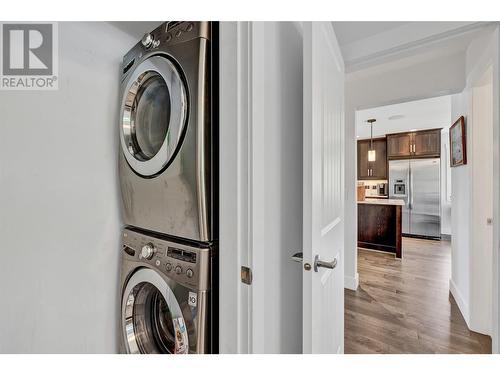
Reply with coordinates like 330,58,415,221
119,21,218,242
120,228,215,354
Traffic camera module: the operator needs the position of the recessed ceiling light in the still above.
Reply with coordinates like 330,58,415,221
388,114,405,120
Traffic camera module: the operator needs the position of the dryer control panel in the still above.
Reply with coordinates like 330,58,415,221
122,228,211,291
121,21,212,78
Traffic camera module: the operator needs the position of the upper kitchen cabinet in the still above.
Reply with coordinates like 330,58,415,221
371,138,387,178
412,129,441,157
387,129,441,159
357,138,387,180
387,132,412,158
357,140,371,179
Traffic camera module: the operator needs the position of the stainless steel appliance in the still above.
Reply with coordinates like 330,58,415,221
118,21,218,242
120,228,216,354
377,183,388,196
389,158,441,238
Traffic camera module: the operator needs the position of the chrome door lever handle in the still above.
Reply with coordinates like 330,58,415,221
314,254,337,272
291,252,303,263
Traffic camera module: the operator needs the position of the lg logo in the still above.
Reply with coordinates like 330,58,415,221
1,23,58,90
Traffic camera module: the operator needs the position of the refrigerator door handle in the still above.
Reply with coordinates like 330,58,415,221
410,167,414,209
408,166,412,210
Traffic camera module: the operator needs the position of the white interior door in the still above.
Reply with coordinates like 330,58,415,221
302,22,345,354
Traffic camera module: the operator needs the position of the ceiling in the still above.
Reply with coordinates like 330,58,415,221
333,22,411,46
356,95,451,139
333,21,493,72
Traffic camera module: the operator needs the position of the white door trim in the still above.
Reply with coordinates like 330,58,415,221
491,26,500,354
219,21,253,354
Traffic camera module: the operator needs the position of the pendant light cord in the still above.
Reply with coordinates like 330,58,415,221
370,122,373,150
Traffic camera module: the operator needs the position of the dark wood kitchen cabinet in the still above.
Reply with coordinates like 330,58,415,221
371,138,388,178
357,138,387,180
358,202,402,258
413,129,441,157
387,132,412,158
387,129,441,159
357,140,370,179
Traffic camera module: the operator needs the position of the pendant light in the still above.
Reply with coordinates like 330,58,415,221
367,118,376,162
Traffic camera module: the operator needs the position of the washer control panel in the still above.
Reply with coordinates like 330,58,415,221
122,228,211,291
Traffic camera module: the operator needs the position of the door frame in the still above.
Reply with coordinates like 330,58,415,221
219,21,252,354
220,22,500,355
464,26,500,351
464,26,500,354
347,26,500,353
494,26,500,356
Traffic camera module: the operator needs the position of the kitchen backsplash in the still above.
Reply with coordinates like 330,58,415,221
358,179,388,197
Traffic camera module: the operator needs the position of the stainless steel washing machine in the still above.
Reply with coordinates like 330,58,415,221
120,227,215,354
119,21,218,242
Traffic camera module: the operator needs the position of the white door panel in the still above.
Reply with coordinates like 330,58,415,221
303,22,345,354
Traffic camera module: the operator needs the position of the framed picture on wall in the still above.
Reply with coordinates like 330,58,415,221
450,116,467,167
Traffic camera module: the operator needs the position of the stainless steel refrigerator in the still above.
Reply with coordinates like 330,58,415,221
389,158,441,238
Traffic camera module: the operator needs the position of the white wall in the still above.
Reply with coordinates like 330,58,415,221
219,22,304,354
344,49,466,290
255,21,304,353
0,22,136,353
449,92,471,324
450,28,499,341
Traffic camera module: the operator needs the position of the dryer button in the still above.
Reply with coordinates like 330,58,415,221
165,263,172,272
186,269,194,278
175,266,182,275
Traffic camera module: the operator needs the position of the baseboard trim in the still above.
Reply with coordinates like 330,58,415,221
449,278,471,328
345,273,359,291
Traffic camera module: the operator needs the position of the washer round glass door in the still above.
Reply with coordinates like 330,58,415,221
122,268,188,354
120,55,188,177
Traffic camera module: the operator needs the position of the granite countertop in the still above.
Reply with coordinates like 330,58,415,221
358,198,405,206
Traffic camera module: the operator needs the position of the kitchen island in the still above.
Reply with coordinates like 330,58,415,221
358,199,404,258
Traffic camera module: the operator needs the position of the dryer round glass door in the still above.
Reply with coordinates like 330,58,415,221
122,268,188,354
120,55,188,177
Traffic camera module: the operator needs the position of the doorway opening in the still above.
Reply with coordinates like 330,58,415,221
347,89,494,353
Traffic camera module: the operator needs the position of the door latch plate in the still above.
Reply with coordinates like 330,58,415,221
241,266,252,285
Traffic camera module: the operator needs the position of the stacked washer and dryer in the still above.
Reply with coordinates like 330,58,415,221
117,21,218,354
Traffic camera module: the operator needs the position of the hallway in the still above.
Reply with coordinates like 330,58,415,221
345,238,491,353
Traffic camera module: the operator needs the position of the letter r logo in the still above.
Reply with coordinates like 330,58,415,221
2,23,53,75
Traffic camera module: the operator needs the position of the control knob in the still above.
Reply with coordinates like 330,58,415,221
141,243,155,260
141,33,154,48
175,265,182,275
186,269,194,278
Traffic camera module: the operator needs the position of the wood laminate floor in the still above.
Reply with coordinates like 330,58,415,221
345,237,492,354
